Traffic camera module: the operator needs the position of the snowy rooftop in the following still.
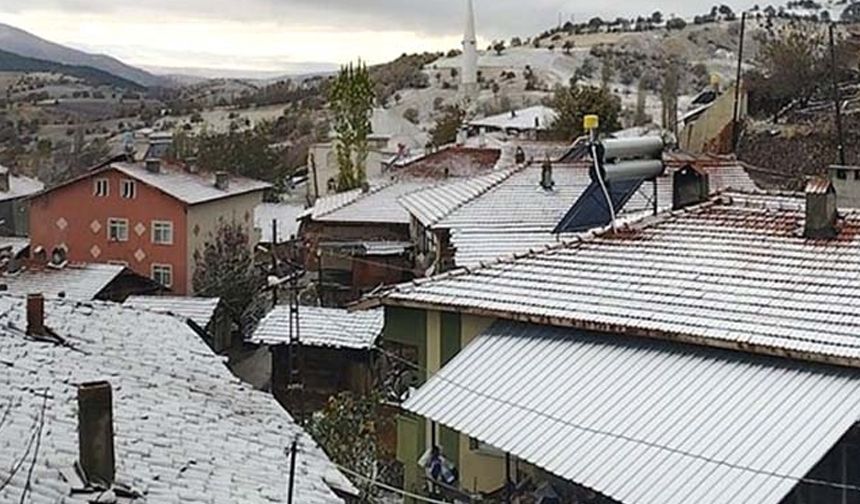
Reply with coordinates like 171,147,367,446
0,297,355,503
307,181,433,225
111,163,271,205
0,166,44,202
123,295,222,328
0,264,130,300
367,193,860,367
468,106,558,132
251,305,383,349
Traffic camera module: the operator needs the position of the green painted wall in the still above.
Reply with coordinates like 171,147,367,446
384,307,427,381
440,311,461,366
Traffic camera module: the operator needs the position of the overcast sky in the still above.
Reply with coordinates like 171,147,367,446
0,0,749,74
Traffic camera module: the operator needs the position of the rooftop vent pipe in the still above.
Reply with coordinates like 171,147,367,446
78,381,116,487
540,158,555,191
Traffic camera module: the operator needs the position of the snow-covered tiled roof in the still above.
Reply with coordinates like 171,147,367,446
398,167,522,228
369,193,860,366
112,163,271,205
431,161,758,268
0,236,29,257
251,306,383,349
0,166,44,202
255,203,304,243
0,264,128,300
309,181,433,225
123,295,221,328
0,297,355,503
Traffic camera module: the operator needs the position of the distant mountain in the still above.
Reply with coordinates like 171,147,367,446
0,48,145,90
0,23,164,88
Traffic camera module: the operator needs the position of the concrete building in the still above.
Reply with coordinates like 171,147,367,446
361,189,860,503
28,160,270,295
0,165,44,236
307,135,394,202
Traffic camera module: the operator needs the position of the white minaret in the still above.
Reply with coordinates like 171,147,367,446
462,0,479,99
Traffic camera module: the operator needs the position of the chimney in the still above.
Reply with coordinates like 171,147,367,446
185,156,199,174
144,158,161,174
672,165,709,210
215,171,229,190
540,158,555,190
26,293,45,336
0,167,10,192
77,381,116,487
805,177,838,239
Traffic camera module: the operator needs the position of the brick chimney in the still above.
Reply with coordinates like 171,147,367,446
805,177,838,239
26,293,45,336
77,381,116,487
144,158,161,174
0,166,10,192
672,165,710,210
215,171,230,190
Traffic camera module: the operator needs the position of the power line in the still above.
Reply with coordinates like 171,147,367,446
377,347,860,494
335,463,455,504
18,389,48,504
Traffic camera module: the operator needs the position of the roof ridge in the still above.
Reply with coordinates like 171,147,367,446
312,180,396,219
398,163,527,227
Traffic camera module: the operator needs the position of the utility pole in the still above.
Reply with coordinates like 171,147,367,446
829,22,847,166
287,438,298,504
271,219,279,306
286,238,305,426
732,11,747,152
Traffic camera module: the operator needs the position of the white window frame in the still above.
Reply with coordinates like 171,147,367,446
107,218,129,242
94,178,109,197
120,179,136,199
151,264,173,288
151,220,174,245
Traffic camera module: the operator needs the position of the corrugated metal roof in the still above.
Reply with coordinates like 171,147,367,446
376,194,860,365
0,237,29,257
398,167,521,227
0,264,126,300
404,320,860,504
251,305,383,349
111,162,271,205
0,297,354,503
123,295,221,328
255,203,304,242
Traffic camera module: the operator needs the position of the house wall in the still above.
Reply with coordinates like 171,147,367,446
0,198,30,236
680,84,748,155
29,169,189,293
307,142,389,201
392,307,506,496
185,190,264,294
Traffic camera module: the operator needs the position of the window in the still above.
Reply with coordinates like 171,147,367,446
107,218,129,242
838,169,848,180
94,178,109,197
121,179,136,199
152,264,173,288
151,221,174,245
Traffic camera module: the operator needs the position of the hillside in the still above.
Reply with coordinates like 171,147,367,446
0,23,164,88
0,49,146,91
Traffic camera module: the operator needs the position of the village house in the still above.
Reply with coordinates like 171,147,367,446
0,164,45,236
123,295,231,352
466,105,558,140
0,294,357,502
400,150,759,273
359,184,860,504
28,159,270,295
251,305,384,412
300,147,501,305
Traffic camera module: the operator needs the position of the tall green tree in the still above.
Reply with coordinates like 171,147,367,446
548,80,622,141
429,105,466,148
192,220,262,323
330,61,374,192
